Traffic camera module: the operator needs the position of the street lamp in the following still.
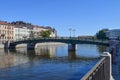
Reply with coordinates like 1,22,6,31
73,29,76,37
69,28,72,38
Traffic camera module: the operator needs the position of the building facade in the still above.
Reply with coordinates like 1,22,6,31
0,21,57,42
33,26,44,38
33,26,57,38
14,26,30,41
49,29,57,38
106,29,120,40
0,22,14,43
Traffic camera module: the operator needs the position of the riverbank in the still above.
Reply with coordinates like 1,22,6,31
0,42,66,49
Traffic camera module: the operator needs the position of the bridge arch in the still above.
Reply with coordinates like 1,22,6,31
8,39,76,51
8,38,109,51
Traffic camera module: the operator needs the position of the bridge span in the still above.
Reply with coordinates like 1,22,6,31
5,38,109,51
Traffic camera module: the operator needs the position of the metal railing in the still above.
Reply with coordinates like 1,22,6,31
81,53,111,80
12,37,109,44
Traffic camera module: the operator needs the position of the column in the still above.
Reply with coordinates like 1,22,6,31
68,44,76,51
27,43,36,50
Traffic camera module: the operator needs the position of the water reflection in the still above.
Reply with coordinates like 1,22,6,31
68,51,76,60
96,45,108,53
0,43,108,80
0,49,14,69
0,49,29,69
35,44,57,58
76,44,100,58
0,43,107,69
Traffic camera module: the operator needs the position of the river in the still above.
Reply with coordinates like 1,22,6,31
0,43,107,80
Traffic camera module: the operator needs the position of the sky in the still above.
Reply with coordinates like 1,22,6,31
0,0,120,37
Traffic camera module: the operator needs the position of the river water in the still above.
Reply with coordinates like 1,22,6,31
0,43,107,80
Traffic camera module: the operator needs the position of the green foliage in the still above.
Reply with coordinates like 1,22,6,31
96,29,108,40
40,30,51,38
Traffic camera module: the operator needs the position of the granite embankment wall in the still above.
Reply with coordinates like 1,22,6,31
0,42,65,49
0,44,4,49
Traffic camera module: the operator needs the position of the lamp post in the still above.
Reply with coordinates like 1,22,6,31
73,29,76,38
69,28,72,39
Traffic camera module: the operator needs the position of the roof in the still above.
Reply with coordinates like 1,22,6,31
0,21,9,25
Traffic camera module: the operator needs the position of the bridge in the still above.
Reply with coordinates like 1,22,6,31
6,38,109,51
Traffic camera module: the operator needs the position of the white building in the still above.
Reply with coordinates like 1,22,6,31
14,26,57,41
14,26,30,41
50,30,57,38
106,29,120,39
33,26,57,38
33,26,46,38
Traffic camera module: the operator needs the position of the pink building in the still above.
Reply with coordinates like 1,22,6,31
0,21,14,43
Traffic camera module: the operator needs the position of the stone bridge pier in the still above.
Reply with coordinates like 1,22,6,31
7,42,36,50
68,44,76,51
27,43,36,50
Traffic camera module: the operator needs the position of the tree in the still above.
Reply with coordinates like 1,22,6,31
96,29,109,40
40,30,51,38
